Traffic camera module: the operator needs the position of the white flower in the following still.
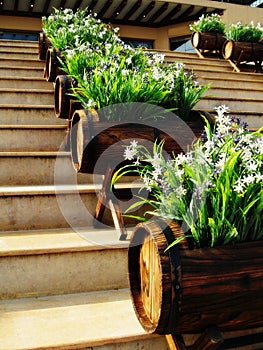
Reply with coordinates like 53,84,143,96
233,179,245,193
124,147,136,160
243,174,256,185
246,160,258,172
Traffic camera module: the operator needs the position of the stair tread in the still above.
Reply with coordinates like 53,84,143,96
0,76,47,81
0,151,69,156
0,88,53,92
0,182,141,196
0,104,54,108
0,288,157,350
0,227,129,256
0,125,66,129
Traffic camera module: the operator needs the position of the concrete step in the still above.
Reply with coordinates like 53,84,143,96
0,288,169,350
195,108,263,130
0,151,97,185
197,96,263,114
0,57,44,68
204,86,263,100
0,125,66,151
0,88,54,105
0,105,65,125
0,183,140,231
0,39,37,48
0,65,44,78
0,151,73,185
195,68,263,82
0,185,98,231
0,228,130,299
185,61,233,73
0,47,38,58
0,76,51,89
199,76,263,90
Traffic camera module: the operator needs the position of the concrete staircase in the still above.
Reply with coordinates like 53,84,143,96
0,39,262,350
0,39,170,350
161,50,263,129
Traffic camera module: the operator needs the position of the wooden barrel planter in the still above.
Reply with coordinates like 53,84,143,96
44,47,65,82
38,32,51,60
128,219,263,335
222,39,263,63
54,75,74,119
70,109,205,175
191,32,226,53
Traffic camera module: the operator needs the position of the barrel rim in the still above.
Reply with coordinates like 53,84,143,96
128,219,185,334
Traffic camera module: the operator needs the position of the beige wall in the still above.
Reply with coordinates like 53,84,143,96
0,15,42,32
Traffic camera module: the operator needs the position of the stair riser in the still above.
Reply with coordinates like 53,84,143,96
0,128,66,151
186,63,232,72
1,91,54,105
199,78,263,90
197,111,263,129
0,192,98,231
0,78,51,89
84,338,169,350
0,41,37,48
0,67,44,78
0,155,76,185
0,107,65,125
0,249,128,299
196,99,263,113
0,49,38,57
165,57,231,68
196,70,263,81
205,88,263,99
0,58,44,68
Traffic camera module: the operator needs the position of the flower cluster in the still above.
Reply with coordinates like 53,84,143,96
42,8,209,121
189,13,226,34
120,105,263,248
225,21,263,42
42,8,123,55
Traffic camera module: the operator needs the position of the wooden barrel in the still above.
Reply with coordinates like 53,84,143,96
128,220,263,334
38,32,51,60
222,39,263,62
70,109,205,174
44,47,64,82
54,75,73,119
191,32,226,52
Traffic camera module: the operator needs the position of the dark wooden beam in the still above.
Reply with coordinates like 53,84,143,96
147,2,168,25
88,0,98,12
72,0,83,12
134,1,155,23
174,8,224,26
159,3,181,26
29,0,35,13
42,0,52,15
98,0,113,17
111,0,127,19
14,0,19,13
123,0,142,21
177,5,195,20
194,6,207,20
60,0,67,9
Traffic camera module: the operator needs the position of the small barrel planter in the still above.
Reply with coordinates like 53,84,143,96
191,32,226,54
222,39,263,62
38,32,51,60
128,219,263,335
69,109,205,174
54,75,74,119
44,47,65,82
